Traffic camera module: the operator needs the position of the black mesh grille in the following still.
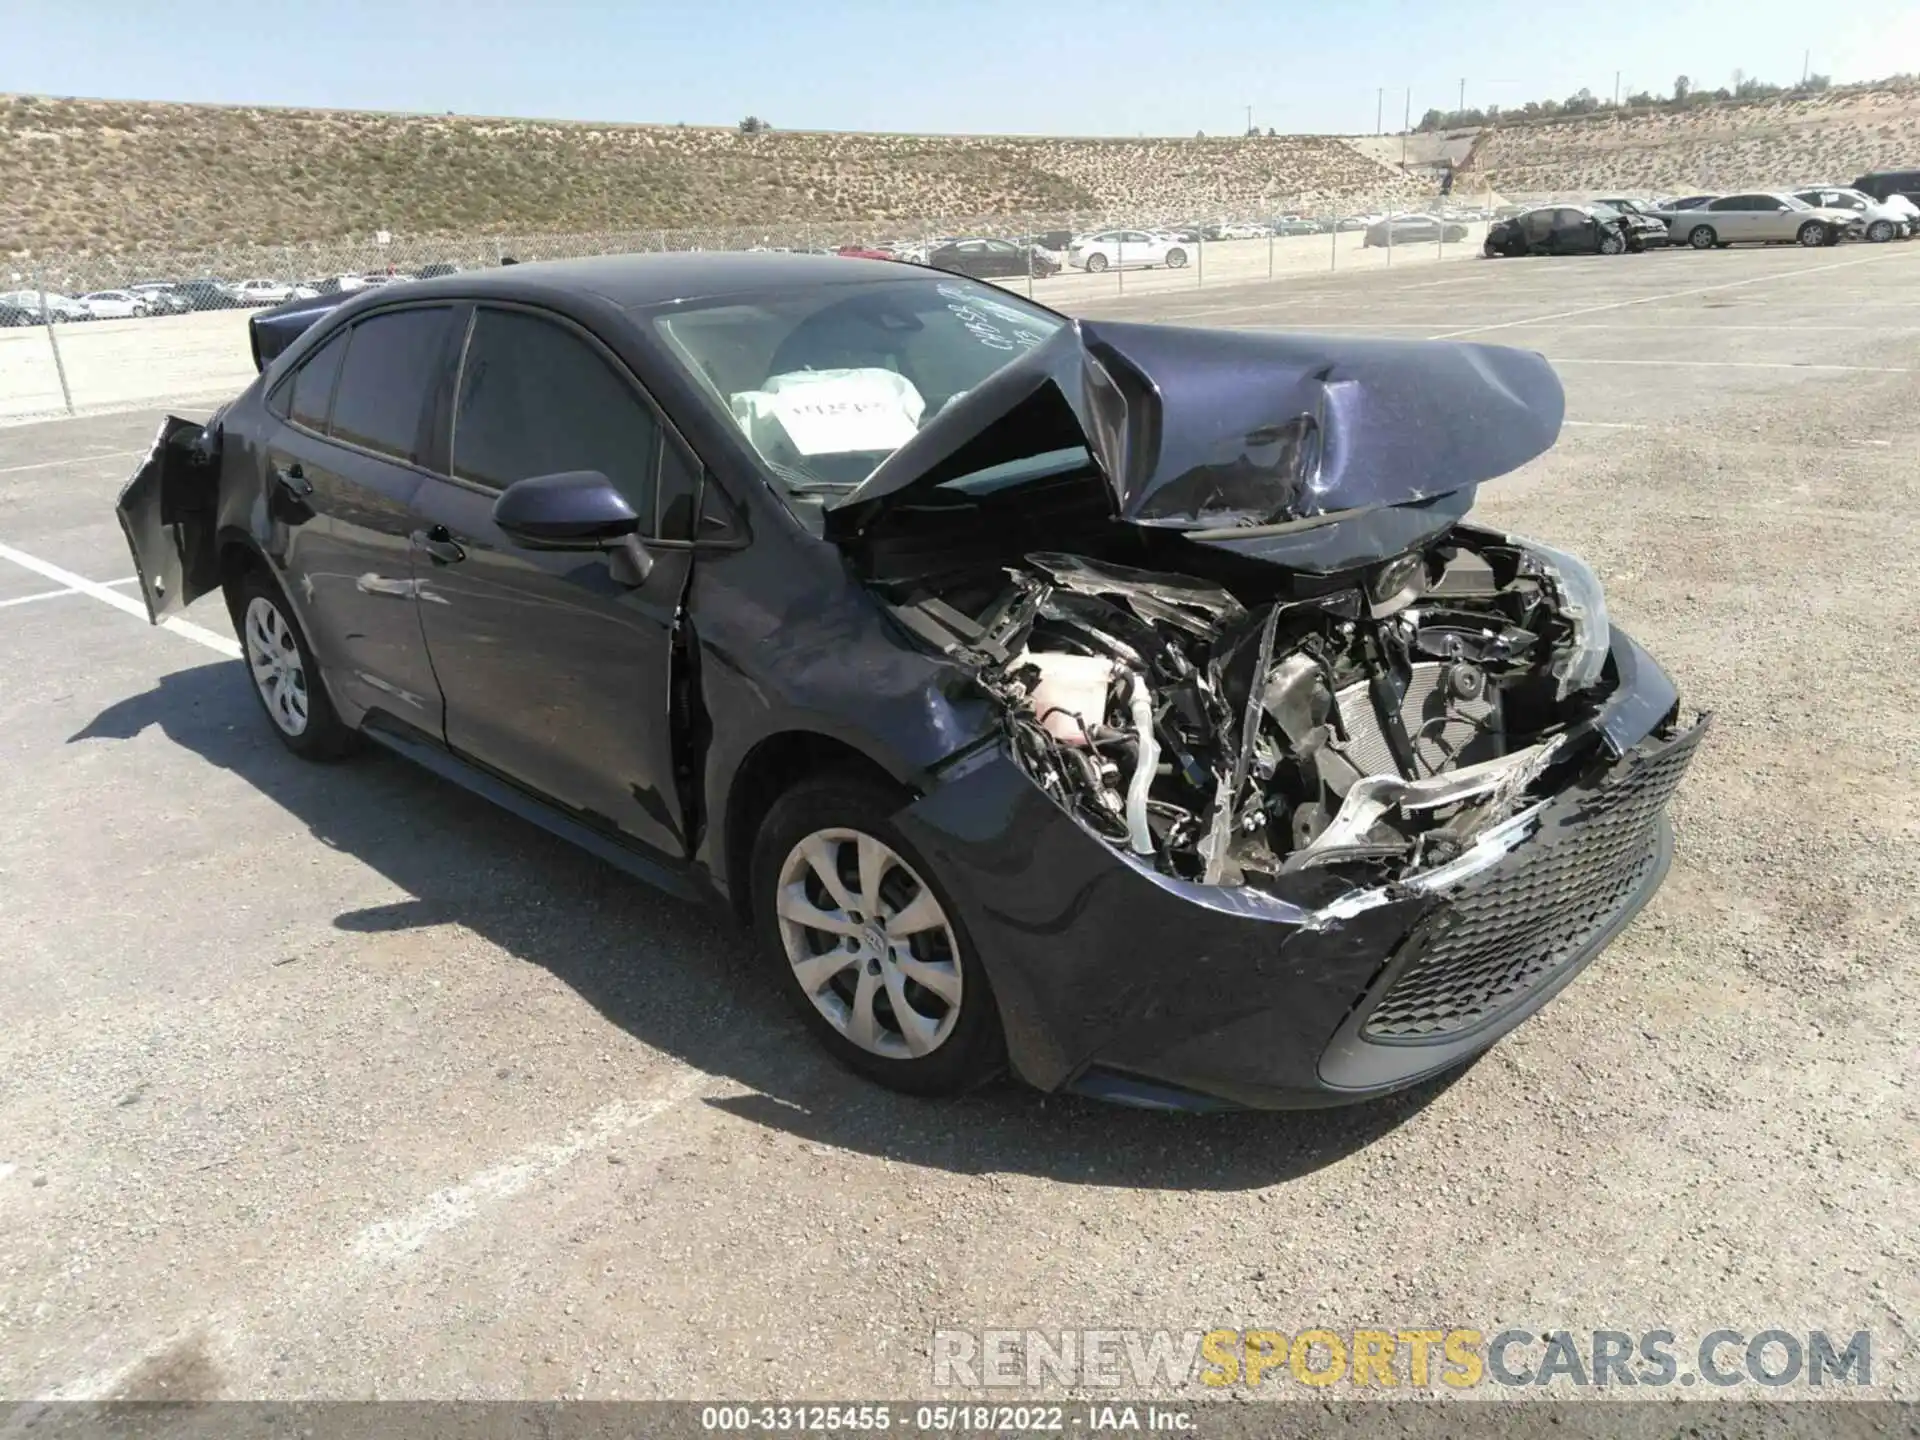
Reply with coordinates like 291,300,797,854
1361,725,1703,1042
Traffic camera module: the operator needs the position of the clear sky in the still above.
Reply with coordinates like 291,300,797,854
4,0,1917,136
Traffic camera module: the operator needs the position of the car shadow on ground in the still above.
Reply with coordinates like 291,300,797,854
74,661,1470,1192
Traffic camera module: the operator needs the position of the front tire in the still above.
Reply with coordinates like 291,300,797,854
1868,219,1895,243
231,568,355,760
751,773,1004,1096
1598,231,1626,255
1797,221,1829,248
1688,225,1717,249
1084,252,1109,273
1164,247,1188,269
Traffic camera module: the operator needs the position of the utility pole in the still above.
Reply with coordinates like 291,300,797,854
1802,49,1810,85
1376,88,1383,135
1614,70,1621,107
1458,78,1466,118
1246,103,1253,136
1402,88,1410,166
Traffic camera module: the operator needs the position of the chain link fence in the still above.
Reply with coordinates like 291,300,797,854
2,183,1500,423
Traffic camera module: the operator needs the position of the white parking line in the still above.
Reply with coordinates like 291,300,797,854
0,576,139,608
1424,252,1905,339
0,449,145,476
350,1066,713,1263
1563,420,1650,430
0,541,241,658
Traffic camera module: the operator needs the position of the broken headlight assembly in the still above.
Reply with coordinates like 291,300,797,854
1511,535,1610,700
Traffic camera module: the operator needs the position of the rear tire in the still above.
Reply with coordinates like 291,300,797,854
1687,225,1717,249
751,772,1005,1097
1164,247,1188,268
230,568,355,761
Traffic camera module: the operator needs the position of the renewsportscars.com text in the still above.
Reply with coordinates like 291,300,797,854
931,1328,1872,1390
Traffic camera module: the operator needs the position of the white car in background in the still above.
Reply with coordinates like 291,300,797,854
1792,186,1913,242
78,290,152,319
1066,229,1190,272
225,278,317,306
0,289,90,321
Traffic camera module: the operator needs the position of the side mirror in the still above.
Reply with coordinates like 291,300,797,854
493,470,639,548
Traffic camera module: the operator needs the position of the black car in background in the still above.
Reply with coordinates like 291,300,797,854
1853,170,1920,206
1362,214,1469,247
1486,204,1641,257
172,280,243,311
1588,199,1673,247
926,237,1061,279
0,301,36,327
116,254,1701,1112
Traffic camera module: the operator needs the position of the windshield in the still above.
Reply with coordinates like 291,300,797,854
1590,205,1623,221
649,276,1066,496
1780,194,1812,211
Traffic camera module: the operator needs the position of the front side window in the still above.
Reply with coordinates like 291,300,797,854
648,276,1066,498
452,307,661,521
329,307,454,462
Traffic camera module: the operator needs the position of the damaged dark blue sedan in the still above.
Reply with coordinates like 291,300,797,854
116,253,1704,1111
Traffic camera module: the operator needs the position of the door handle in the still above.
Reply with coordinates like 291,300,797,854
272,461,312,497
410,526,467,565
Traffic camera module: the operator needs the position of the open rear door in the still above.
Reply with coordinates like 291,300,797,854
114,417,223,624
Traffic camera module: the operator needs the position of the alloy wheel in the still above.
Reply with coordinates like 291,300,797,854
775,828,963,1060
244,595,310,737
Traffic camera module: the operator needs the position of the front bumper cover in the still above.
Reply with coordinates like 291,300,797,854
894,626,1705,1111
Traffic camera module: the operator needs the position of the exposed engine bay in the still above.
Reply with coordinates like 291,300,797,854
891,528,1614,892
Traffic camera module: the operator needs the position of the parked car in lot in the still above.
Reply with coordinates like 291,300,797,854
1363,214,1470,247
928,237,1061,279
114,253,1700,1111
168,279,244,311
1656,192,1858,249
1588,198,1675,247
127,282,193,315
78,290,153,320
1852,170,1920,208
1483,204,1644,257
226,278,316,306
0,301,36,327
1792,187,1911,242
1067,229,1189,272
0,289,89,322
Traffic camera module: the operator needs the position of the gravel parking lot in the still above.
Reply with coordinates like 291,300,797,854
1,245,1914,1405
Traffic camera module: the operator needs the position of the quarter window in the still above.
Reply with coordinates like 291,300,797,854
288,330,347,432
451,307,661,522
329,308,454,462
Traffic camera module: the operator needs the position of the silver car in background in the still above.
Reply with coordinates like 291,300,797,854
1662,192,1861,249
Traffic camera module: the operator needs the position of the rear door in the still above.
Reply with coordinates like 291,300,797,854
259,304,457,731
1520,209,1554,251
407,303,698,858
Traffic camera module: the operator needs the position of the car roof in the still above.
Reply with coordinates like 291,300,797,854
379,251,922,310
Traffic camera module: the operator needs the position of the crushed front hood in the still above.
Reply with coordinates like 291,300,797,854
827,319,1564,547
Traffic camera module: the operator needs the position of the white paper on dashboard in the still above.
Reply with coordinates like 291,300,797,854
731,368,926,457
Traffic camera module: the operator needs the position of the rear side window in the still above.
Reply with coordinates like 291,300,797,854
287,330,347,431
329,307,454,463
451,307,661,522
